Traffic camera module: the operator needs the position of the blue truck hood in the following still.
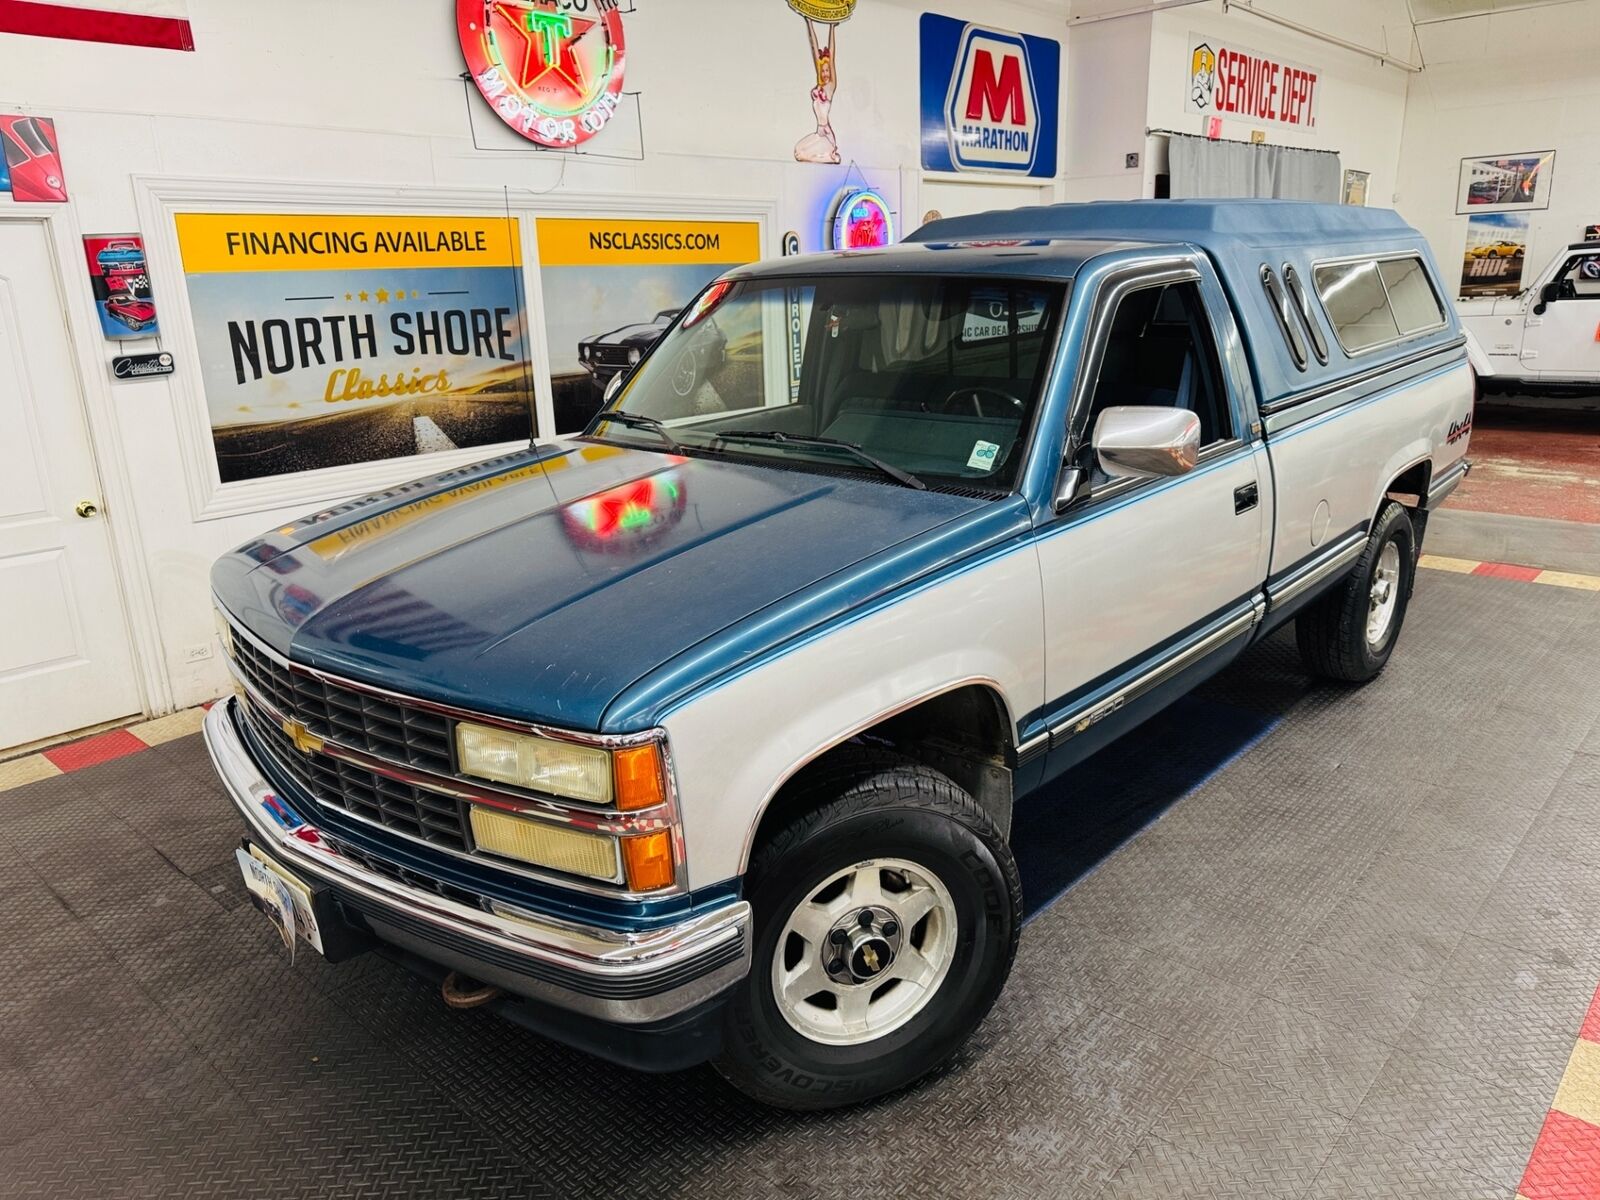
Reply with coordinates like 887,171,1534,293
212,441,986,730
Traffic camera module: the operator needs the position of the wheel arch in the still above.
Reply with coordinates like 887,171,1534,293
738,679,1018,875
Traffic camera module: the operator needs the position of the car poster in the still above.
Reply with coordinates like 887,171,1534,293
1460,211,1530,298
175,212,533,483
0,114,66,202
83,234,159,339
1456,151,1554,214
1341,169,1369,207
536,217,761,432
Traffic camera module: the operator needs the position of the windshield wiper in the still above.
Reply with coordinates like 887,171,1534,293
711,430,926,491
591,410,684,452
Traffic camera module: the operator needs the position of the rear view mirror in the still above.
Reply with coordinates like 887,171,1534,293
1092,406,1201,479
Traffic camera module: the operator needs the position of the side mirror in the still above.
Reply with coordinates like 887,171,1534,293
1092,406,1201,479
602,371,625,404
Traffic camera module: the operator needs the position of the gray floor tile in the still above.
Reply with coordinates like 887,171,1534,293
1352,1048,1551,1189
1206,992,1394,1117
1269,940,1432,1046
1302,1121,1515,1200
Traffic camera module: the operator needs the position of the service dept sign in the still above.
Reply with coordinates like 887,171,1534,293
1184,32,1320,133
458,0,626,148
919,13,1059,178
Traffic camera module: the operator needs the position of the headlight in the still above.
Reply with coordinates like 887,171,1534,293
579,345,589,359
627,347,641,363
457,722,612,804
455,722,667,811
469,806,619,882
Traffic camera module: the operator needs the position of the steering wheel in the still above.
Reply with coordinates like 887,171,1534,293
932,386,1025,419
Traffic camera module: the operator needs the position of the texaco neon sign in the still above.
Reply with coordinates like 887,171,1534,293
458,1,626,148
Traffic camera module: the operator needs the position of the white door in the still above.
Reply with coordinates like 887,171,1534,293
0,219,141,750
1523,252,1600,380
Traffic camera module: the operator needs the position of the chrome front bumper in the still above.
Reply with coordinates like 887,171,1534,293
203,700,751,1025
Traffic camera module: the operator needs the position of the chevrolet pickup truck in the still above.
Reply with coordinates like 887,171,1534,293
206,200,1473,1110
1460,240,1600,392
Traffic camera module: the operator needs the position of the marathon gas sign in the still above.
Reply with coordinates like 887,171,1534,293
1183,33,1320,132
919,13,1059,178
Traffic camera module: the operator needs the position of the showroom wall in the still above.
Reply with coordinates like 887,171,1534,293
1144,0,1414,204
1397,2,1600,286
0,0,1070,719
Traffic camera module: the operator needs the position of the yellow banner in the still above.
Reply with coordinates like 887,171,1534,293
536,218,762,267
175,214,522,274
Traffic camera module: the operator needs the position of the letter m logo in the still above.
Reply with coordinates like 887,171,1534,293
945,26,1038,174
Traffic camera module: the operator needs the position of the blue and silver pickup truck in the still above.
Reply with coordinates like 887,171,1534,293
206,200,1473,1109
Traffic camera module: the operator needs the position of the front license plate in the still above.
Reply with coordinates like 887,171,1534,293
236,846,325,957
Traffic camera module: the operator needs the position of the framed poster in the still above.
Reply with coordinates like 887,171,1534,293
174,212,533,484
1459,212,1530,298
1456,151,1553,214
1341,170,1369,207
83,235,158,339
536,217,761,432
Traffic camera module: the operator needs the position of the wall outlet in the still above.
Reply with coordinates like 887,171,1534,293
1125,152,1140,169
183,643,214,663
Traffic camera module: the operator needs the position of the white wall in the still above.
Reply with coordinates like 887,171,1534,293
1397,3,1600,289
0,0,1071,718
1060,14,1152,201
1145,0,1413,204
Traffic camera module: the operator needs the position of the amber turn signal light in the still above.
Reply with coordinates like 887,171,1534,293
613,744,666,812
622,831,674,891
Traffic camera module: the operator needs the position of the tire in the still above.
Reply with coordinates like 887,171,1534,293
713,748,1021,1110
670,349,699,398
1296,501,1416,683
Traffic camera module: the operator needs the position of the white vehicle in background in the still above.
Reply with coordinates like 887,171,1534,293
1460,241,1600,395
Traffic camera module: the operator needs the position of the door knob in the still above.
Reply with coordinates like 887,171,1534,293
75,500,100,519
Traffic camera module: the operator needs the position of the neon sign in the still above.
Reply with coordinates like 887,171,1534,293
826,187,893,250
458,0,627,149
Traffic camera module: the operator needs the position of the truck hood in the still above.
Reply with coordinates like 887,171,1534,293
212,441,984,730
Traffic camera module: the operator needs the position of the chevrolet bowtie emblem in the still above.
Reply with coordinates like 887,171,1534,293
861,943,881,973
281,718,323,756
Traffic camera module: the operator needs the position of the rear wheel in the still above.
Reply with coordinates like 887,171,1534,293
714,750,1021,1110
1296,501,1416,683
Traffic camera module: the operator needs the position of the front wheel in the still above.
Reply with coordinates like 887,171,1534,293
1296,500,1416,683
714,750,1021,1110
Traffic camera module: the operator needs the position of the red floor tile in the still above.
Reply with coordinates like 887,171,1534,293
1473,561,1544,582
41,727,149,772
1520,1110,1600,1200
1581,986,1600,1046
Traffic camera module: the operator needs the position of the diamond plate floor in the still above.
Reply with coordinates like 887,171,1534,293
1,570,1597,1199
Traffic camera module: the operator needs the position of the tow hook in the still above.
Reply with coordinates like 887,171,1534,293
441,971,502,1009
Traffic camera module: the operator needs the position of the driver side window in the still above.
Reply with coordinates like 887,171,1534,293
1082,280,1232,456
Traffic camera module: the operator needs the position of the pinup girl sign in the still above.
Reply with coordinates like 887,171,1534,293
789,0,856,164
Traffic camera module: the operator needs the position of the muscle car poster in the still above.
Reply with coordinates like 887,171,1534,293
536,217,761,432
175,213,533,483
1459,212,1530,298
0,114,67,202
83,234,159,339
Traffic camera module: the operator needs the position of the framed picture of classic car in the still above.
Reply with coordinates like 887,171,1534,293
1455,151,1554,214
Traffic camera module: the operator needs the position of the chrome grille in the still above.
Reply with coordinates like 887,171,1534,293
320,833,486,909
243,697,469,851
229,629,453,775
591,345,633,366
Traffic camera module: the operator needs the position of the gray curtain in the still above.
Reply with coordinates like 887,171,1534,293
1169,135,1341,201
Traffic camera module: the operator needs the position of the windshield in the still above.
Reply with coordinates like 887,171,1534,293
588,274,1066,491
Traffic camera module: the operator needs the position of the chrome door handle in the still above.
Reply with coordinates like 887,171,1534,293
1233,483,1258,514
75,500,100,519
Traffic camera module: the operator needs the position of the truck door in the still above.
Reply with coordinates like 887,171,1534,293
1034,257,1269,780
1522,252,1600,381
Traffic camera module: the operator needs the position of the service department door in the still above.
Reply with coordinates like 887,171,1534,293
0,220,141,751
